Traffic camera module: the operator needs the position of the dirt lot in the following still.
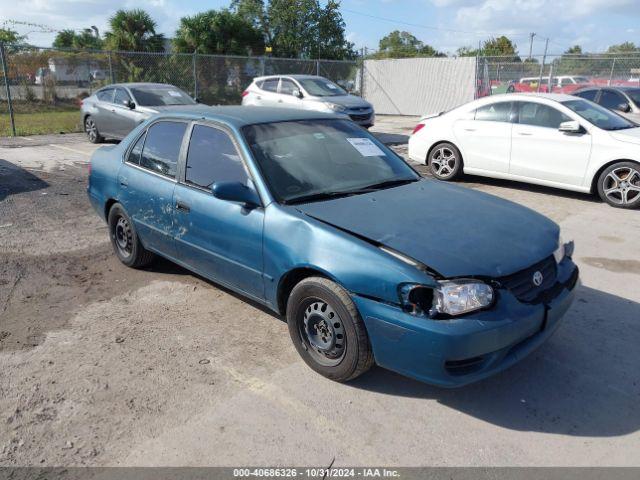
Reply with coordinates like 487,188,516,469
1,118,639,467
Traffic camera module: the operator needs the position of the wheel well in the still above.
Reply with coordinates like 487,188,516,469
276,267,331,315
590,159,640,193
426,140,463,166
104,198,118,220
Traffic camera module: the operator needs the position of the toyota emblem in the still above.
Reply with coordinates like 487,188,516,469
532,271,544,287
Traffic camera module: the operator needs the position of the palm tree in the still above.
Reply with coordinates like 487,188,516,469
104,9,165,52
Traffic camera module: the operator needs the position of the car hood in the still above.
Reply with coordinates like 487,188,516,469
609,126,640,145
294,180,559,278
309,95,372,109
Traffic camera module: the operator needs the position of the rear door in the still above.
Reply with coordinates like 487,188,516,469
117,120,189,258
173,123,265,299
510,101,591,185
453,101,514,173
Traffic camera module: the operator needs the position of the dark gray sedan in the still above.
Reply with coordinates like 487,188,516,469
80,83,206,143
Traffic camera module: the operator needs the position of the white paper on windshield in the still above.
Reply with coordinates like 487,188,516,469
167,90,182,97
326,82,337,89
346,137,385,157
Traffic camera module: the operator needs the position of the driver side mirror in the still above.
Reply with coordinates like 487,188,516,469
559,120,582,134
212,181,261,208
292,88,303,99
126,100,135,110
617,102,631,113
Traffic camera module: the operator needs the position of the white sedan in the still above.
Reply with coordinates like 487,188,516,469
408,93,640,208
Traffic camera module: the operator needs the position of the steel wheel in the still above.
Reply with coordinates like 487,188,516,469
602,166,640,206
431,147,458,178
114,216,133,258
300,299,346,367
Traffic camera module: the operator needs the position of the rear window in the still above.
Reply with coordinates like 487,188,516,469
139,121,188,178
130,86,196,106
474,102,513,122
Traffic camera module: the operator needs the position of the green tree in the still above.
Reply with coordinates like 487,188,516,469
0,27,26,44
231,0,353,59
173,10,264,55
457,36,518,60
375,30,444,58
607,41,639,54
52,29,76,48
53,28,102,49
564,45,583,55
104,9,165,52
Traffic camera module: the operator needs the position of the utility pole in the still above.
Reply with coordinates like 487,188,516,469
537,37,549,93
0,42,16,137
528,32,536,61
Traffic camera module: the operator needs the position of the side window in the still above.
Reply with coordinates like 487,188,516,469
575,89,598,102
518,102,571,129
114,88,132,106
185,125,248,189
97,89,114,102
475,102,512,122
599,90,626,110
280,79,298,95
127,132,146,166
139,121,187,178
261,78,279,93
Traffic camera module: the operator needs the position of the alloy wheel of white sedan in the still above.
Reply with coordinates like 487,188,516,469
429,142,462,180
598,162,640,208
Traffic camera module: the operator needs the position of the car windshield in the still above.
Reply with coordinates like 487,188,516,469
298,78,347,97
243,119,419,204
626,89,640,107
130,86,196,106
561,99,636,130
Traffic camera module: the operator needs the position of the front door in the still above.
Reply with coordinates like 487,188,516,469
111,87,144,138
173,123,265,299
510,101,592,186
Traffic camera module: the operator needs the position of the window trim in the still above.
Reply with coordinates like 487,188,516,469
122,118,190,182
177,120,265,207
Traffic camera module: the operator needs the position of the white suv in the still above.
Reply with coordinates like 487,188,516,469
242,74,375,128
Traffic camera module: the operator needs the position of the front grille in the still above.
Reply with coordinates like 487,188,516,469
349,112,371,122
499,256,557,303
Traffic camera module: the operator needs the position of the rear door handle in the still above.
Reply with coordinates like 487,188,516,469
463,128,476,132
277,99,283,103
518,132,533,136
176,201,190,213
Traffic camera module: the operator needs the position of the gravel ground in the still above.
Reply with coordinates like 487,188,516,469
1,120,639,467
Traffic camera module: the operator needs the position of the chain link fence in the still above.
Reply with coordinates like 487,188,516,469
0,44,360,136
477,53,640,97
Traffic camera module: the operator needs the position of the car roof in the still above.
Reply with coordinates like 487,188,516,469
151,105,341,127
480,93,577,103
99,83,181,89
253,74,326,82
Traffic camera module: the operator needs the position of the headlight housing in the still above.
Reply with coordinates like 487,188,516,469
325,102,347,112
399,280,494,318
553,235,573,263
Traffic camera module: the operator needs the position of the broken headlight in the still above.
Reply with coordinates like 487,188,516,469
400,280,494,318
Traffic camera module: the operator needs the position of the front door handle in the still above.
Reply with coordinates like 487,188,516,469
176,201,190,213
118,175,128,187
277,99,283,103
463,128,476,132
518,132,533,136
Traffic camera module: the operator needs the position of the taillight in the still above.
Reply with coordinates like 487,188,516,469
241,90,249,97
412,123,425,135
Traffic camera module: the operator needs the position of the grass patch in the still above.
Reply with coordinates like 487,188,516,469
0,102,82,136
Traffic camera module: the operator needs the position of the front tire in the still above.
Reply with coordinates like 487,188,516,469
107,203,155,268
85,115,104,144
429,142,463,180
287,277,374,382
597,162,640,209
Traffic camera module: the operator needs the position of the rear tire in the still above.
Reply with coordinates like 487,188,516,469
287,277,374,382
107,203,155,268
596,161,640,209
85,115,104,144
429,142,463,181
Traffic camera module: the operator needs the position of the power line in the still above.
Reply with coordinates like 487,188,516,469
341,8,532,37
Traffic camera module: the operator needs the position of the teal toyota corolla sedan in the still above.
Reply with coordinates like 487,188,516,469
87,106,579,387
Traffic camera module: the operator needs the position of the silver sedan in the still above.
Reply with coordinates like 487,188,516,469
80,83,206,143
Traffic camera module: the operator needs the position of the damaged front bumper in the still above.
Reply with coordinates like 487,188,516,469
354,258,579,387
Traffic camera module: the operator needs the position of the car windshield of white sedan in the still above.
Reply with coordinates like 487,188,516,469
130,86,196,106
243,120,419,204
298,79,347,97
562,99,636,130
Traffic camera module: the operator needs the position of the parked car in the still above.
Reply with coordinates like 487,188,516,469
408,93,640,208
573,86,640,123
88,106,579,387
242,75,375,128
507,76,593,94
81,83,205,143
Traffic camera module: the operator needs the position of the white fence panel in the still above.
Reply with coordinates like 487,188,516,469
363,57,477,116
